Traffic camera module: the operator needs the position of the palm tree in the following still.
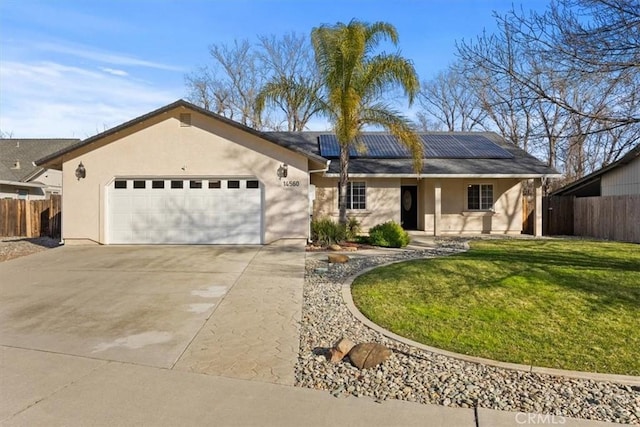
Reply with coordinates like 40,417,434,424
311,19,423,224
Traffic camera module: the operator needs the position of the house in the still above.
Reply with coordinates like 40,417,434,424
36,100,558,245
273,131,559,237
552,143,640,197
1,138,80,200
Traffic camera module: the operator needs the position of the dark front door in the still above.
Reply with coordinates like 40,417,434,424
400,186,418,230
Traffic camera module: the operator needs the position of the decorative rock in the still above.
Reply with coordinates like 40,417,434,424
328,244,342,251
328,337,355,363
342,246,357,252
348,343,392,369
328,254,349,264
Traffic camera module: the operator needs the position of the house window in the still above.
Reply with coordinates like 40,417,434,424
341,182,366,210
467,184,493,210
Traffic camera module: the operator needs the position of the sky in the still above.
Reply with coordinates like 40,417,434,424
0,0,549,139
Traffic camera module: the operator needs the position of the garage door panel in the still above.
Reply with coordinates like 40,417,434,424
108,178,262,244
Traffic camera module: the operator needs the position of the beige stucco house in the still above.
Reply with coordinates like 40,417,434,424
37,100,558,245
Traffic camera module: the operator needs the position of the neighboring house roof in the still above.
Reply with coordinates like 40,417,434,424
36,100,328,168
552,143,640,196
269,131,559,177
0,138,80,183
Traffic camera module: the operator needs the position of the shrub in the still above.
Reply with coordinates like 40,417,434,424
368,221,410,248
311,218,345,246
345,216,361,241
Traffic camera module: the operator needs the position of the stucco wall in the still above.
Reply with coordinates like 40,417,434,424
61,108,310,244
310,176,401,230
421,178,523,234
312,176,523,234
602,156,640,196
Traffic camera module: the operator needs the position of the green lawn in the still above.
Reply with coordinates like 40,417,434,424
351,239,640,375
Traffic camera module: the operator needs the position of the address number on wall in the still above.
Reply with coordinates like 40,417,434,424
282,180,300,187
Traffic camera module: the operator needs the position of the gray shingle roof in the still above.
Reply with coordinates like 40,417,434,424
267,131,559,177
0,139,80,182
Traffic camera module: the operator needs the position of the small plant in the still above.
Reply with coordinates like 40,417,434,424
345,216,361,241
311,218,346,246
368,221,410,248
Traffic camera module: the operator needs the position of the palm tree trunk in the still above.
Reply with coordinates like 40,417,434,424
338,145,349,225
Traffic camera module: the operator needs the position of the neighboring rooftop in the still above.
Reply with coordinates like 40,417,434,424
0,139,80,182
552,143,640,197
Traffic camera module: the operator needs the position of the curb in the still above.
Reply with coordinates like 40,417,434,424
340,259,640,387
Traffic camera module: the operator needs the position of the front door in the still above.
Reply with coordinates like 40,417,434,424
400,186,418,230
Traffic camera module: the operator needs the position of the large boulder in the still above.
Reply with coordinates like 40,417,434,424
328,254,349,264
348,343,392,369
328,337,355,363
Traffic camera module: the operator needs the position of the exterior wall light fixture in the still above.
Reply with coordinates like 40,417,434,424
75,162,86,180
277,163,288,180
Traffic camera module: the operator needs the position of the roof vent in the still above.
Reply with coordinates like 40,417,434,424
11,160,20,169
180,113,192,127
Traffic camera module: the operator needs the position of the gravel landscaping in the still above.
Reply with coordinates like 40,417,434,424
0,236,60,262
298,242,640,425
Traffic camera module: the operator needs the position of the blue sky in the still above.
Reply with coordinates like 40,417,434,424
0,0,547,138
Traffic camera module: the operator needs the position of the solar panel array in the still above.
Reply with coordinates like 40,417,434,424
318,134,514,159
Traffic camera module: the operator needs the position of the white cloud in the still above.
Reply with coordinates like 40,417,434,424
101,67,129,77
0,60,182,138
35,41,185,72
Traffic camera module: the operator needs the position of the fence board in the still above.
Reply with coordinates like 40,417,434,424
0,195,61,238
574,195,640,243
543,196,574,236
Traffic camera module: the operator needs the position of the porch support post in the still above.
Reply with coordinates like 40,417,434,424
434,180,441,237
534,178,543,237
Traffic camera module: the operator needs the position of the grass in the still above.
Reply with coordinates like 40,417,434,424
351,239,640,376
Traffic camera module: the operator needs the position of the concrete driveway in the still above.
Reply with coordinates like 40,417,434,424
0,245,261,368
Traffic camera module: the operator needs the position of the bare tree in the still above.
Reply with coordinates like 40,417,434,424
186,33,323,131
416,64,486,131
255,33,323,131
456,0,640,177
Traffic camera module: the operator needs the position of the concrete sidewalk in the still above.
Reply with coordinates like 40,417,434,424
1,346,618,427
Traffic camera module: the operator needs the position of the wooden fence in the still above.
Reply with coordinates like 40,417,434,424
574,195,640,243
0,195,61,238
543,196,574,236
543,195,640,243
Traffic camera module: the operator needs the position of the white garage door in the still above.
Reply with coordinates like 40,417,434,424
107,178,262,244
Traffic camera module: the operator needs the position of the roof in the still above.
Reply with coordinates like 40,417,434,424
0,138,80,182
31,99,555,178
552,143,640,196
268,131,559,177
36,100,328,168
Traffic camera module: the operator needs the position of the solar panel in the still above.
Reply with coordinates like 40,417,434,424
318,134,514,159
